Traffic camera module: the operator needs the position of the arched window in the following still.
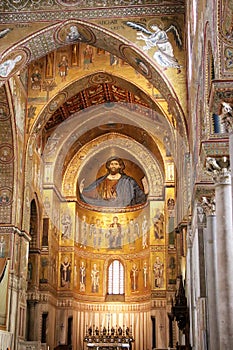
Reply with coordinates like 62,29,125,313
29,199,38,250
108,260,124,295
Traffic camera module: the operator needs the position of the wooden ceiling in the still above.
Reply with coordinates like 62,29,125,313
44,82,157,132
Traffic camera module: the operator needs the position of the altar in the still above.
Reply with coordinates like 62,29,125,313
85,342,130,349
83,325,134,350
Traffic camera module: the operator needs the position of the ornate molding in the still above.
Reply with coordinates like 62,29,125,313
27,291,40,303
0,86,14,224
74,300,151,312
0,3,185,20
75,247,151,260
151,291,166,299
209,81,233,122
200,140,229,164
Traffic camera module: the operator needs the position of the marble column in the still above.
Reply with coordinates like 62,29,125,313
229,132,233,220
201,197,218,350
219,102,233,225
205,156,233,348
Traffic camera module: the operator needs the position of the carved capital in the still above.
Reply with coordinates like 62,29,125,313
201,196,216,216
214,170,231,185
219,101,233,133
205,156,231,184
186,224,193,248
196,205,206,227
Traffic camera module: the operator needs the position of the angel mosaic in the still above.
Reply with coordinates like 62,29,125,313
0,54,23,78
125,21,182,73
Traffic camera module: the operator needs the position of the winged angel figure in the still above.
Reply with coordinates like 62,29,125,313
125,21,182,73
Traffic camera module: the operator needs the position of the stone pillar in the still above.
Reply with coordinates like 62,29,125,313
196,203,207,350
186,227,195,348
205,156,233,348
229,132,233,218
27,300,38,341
219,102,233,224
201,197,218,350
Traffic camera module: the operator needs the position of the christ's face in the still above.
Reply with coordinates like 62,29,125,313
109,160,121,174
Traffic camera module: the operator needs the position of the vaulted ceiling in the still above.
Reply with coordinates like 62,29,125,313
44,82,161,132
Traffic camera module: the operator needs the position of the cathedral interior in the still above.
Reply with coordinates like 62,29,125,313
0,1,233,350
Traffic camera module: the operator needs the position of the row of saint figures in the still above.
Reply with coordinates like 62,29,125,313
60,257,165,292
60,209,166,250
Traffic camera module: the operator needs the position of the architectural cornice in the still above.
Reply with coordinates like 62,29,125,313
0,3,185,22
200,140,229,163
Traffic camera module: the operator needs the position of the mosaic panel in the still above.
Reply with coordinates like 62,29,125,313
0,88,13,224
0,1,185,15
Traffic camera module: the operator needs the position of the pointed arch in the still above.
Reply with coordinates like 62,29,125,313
0,20,187,139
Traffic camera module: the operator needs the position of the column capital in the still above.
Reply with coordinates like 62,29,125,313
219,101,233,133
201,196,216,216
205,156,231,184
186,224,193,248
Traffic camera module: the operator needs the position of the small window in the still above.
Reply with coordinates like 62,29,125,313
108,260,124,295
41,312,48,343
